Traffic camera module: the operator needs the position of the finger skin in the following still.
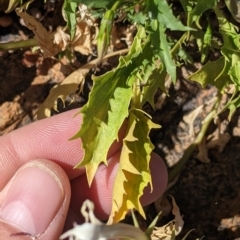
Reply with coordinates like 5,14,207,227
0,109,168,237
0,109,83,189
0,221,33,240
69,152,168,221
0,160,71,240
0,109,124,189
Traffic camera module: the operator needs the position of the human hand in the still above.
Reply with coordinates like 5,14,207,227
0,109,168,239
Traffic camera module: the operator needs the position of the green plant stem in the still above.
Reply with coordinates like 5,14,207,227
168,94,221,183
0,38,38,50
171,32,187,56
132,78,142,109
111,0,122,11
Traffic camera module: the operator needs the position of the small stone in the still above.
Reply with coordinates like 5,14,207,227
0,15,12,27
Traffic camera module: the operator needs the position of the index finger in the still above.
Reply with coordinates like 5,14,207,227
0,109,123,189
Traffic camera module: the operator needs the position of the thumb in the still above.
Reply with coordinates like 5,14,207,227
0,159,71,240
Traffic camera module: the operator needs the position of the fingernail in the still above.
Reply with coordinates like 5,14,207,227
0,162,64,235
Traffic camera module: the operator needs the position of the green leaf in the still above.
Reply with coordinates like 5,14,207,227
108,109,160,224
145,211,162,238
192,19,213,63
73,68,134,185
214,6,240,49
188,57,228,91
229,61,240,89
147,0,193,84
97,8,115,61
159,23,176,84
131,210,140,228
221,46,240,66
147,21,176,84
63,0,77,40
149,0,193,31
224,92,240,120
177,48,194,64
73,26,151,185
142,67,167,109
188,0,217,27
5,0,20,12
148,20,177,84
201,19,212,62
229,96,240,120
179,0,195,16
127,11,148,25
97,1,123,61
214,73,232,93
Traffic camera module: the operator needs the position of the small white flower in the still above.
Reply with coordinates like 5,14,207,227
60,223,106,240
60,200,148,240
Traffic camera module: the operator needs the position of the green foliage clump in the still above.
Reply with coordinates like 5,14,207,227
60,0,240,223
1,0,240,229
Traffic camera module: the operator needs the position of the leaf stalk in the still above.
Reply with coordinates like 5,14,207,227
0,38,38,50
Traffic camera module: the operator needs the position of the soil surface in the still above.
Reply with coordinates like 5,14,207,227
1,3,240,240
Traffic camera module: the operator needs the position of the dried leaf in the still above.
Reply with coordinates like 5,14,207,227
37,59,96,119
53,21,92,55
170,195,184,235
152,222,175,240
183,96,217,138
53,27,70,51
154,196,172,219
16,8,60,57
122,25,136,47
16,7,92,57
196,116,231,163
151,196,183,240
207,133,231,152
72,21,93,55
183,105,203,138
78,4,96,26
225,0,240,22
